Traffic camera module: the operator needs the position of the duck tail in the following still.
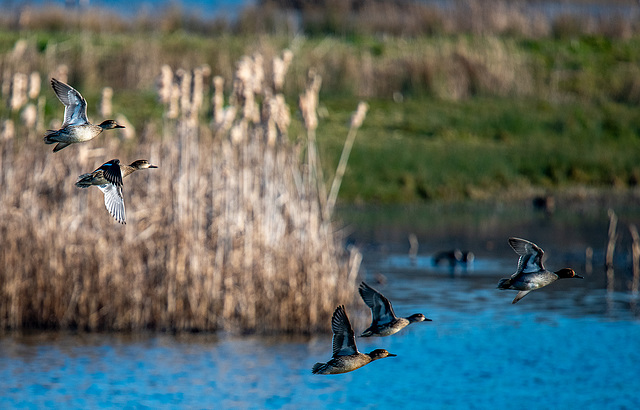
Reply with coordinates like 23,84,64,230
311,363,328,375
75,173,94,188
43,129,58,144
497,278,511,289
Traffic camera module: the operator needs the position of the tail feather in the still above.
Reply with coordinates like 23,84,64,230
75,173,94,188
497,278,511,289
43,130,58,144
44,130,71,151
312,362,327,374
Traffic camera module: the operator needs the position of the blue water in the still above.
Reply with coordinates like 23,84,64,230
2,257,639,409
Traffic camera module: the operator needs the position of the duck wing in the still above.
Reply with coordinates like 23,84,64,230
51,78,89,127
512,290,532,304
97,159,123,187
358,282,397,325
509,237,545,278
98,183,125,224
94,160,125,224
331,305,358,357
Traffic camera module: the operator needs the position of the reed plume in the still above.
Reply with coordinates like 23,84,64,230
0,50,361,334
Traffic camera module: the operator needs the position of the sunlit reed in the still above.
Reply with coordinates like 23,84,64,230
0,50,362,334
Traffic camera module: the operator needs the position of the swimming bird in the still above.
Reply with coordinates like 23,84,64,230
44,78,124,152
75,159,157,224
358,282,431,337
311,305,396,375
498,237,583,304
433,249,475,268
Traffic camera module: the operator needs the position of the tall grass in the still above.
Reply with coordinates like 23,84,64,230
0,50,364,334
6,1,637,39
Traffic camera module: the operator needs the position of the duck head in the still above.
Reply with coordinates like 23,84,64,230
556,268,583,279
368,349,397,360
99,119,125,129
129,160,158,170
408,313,432,323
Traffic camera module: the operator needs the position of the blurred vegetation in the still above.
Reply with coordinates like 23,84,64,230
1,0,639,333
0,1,639,204
0,48,366,333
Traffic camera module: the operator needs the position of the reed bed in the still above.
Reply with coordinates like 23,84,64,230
3,0,639,39
1,17,636,108
0,50,364,334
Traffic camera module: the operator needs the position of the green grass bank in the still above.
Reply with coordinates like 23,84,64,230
1,25,639,204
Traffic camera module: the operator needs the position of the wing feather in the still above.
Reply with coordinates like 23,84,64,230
331,305,358,357
509,237,545,277
97,159,123,187
51,78,89,127
358,282,396,325
98,183,125,224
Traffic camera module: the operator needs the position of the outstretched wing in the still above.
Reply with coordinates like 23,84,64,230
97,183,125,224
358,282,396,325
51,78,89,127
509,237,545,277
331,305,358,357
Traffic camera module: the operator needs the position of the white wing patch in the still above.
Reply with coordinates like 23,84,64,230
98,184,125,224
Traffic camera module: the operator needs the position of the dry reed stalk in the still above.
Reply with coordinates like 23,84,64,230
28,72,41,100
606,209,617,292
100,86,113,118
326,101,368,219
299,70,327,211
1,119,14,140
273,49,293,93
0,53,361,334
211,75,225,126
10,72,28,111
158,65,173,105
21,103,37,130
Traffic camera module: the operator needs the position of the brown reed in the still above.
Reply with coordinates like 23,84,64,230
0,50,362,334
258,0,640,39
326,101,367,219
3,1,638,39
0,23,626,110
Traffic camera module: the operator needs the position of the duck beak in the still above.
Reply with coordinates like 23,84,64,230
149,164,158,168
425,318,433,322
575,275,584,279
115,124,125,129
388,353,397,357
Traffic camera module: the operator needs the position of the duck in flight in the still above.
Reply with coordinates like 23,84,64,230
44,78,124,152
75,159,157,224
312,305,396,375
498,237,583,304
358,282,431,337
